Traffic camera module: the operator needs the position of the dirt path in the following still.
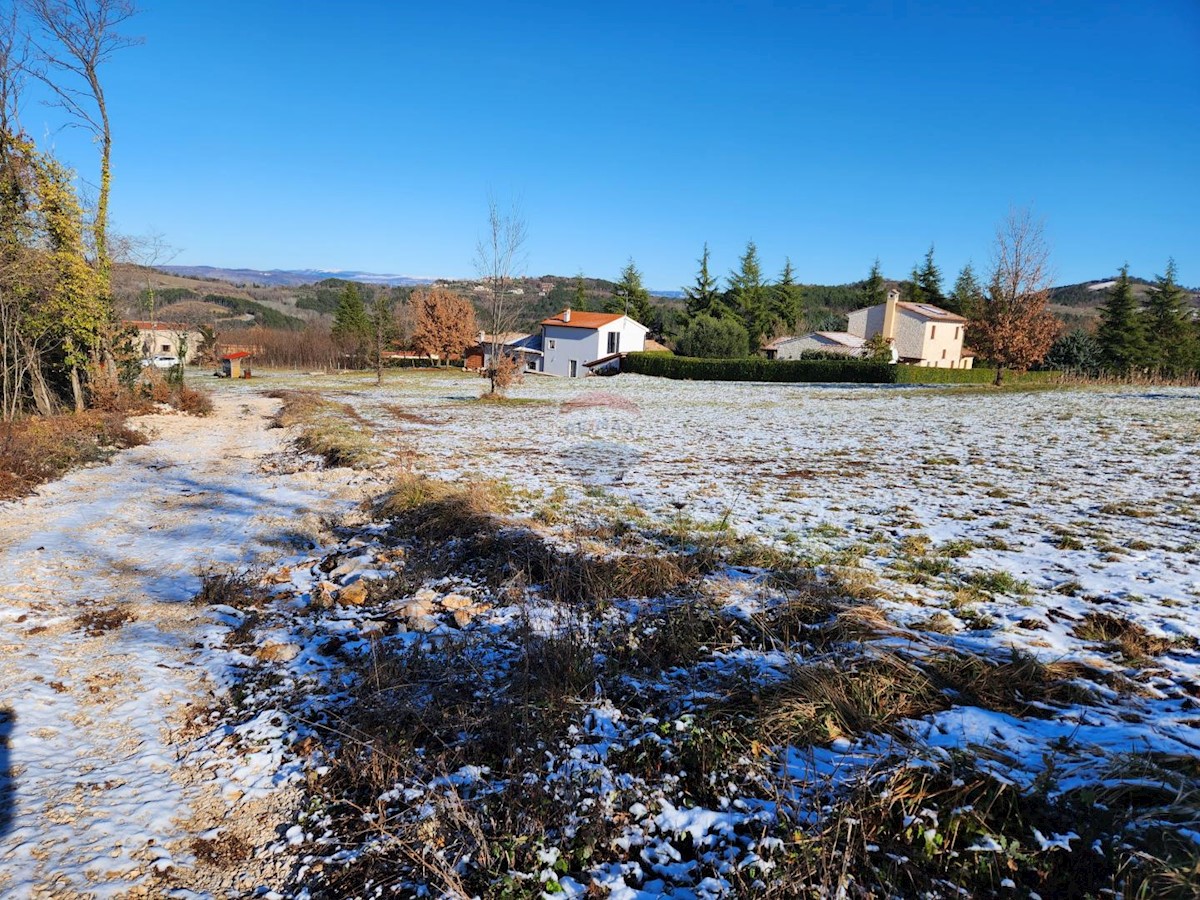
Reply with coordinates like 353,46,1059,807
0,394,359,898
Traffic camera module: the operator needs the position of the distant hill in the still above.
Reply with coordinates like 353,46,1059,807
158,266,435,288
124,263,1198,341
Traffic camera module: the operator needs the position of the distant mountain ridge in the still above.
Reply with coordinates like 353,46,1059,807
159,265,435,288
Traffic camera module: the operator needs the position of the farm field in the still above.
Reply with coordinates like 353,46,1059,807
2,370,1198,897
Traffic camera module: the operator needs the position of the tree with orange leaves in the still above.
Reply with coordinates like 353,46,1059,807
411,287,477,365
970,208,1060,385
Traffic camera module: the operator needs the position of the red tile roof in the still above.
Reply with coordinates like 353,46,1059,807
540,310,624,329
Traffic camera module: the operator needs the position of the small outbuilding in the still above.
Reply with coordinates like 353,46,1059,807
221,351,252,378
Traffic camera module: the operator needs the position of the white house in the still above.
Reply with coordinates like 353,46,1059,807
846,289,973,368
540,309,648,377
764,332,866,360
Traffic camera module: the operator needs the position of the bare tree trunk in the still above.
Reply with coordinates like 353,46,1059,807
22,342,53,415
69,365,83,411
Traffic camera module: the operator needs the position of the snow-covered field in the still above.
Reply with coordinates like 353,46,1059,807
2,371,1198,897
206,370,1200,896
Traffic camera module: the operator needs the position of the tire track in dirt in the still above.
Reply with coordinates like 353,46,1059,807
0,394,362,898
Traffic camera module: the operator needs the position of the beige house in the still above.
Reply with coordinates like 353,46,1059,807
764,332,865,360
126,321,203,363
846,289,973,368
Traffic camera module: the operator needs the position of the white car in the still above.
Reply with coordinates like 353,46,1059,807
141,355,181,369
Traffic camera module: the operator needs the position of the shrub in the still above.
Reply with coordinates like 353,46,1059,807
172,385,214,416
624,352,895,382
675,315,750,358
894,365,1061,384
0,412,148,500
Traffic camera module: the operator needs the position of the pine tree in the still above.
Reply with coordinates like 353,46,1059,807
572,272,590,311
332,282,372,361
368,288,396,384
770,257,805,333
1096,265,1147,374
729,240,770,346
608,258,653,325
1141,259,1194,375
862,258,886,307
683,243,725,319
904,264,925,303
916,245,943,305
948,263,984,317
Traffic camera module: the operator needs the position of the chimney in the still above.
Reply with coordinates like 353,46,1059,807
477,330,485,345
563,307,571,323
882,288,899,342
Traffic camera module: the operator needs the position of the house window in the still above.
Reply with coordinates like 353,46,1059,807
607,332,619,354
954,326,960,340
930,326,936,339
548,339,556,350
161,343,171,352
569,360,578,377
942,349,947,359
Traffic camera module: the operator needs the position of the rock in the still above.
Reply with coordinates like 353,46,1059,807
410,615,441,633
267,567,293,585
395,598,436,620
312,581,337,608
359,619,389,636
256,642,301,663
412,588,438,604
338,581,369,606
452,604,491,628
331,554,372,581
440,593,474,611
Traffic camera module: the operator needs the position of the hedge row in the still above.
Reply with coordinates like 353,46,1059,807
622,353,894,383
622,353,1060,385
894,366,1061,384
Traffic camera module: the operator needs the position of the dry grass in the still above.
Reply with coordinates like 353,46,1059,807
1072,611,1175,662
74,605,135,636
267,389,379,468
0,411,148,500
760,652,944,745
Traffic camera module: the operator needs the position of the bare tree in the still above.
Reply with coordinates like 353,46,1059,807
972,207,1059,384
0,3,27,134
473,195,527,393
23,0,140,284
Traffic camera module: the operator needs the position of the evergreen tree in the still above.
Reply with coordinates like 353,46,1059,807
948,262,984,317
608,258,653,325
332,282,371,359
728,240,770,347
1096,264,1147,373
368,288,396,384
770,257,805,333
572,272,590,311
1141,259,1194,375
862,257,886,307
904,263,925,303
683,243,725,319
1045,328,1102,375
915,244,943,305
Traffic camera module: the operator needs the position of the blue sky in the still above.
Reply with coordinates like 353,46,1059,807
25,0,1200,290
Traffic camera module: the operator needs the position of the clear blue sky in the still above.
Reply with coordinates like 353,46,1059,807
26,0,1200,290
